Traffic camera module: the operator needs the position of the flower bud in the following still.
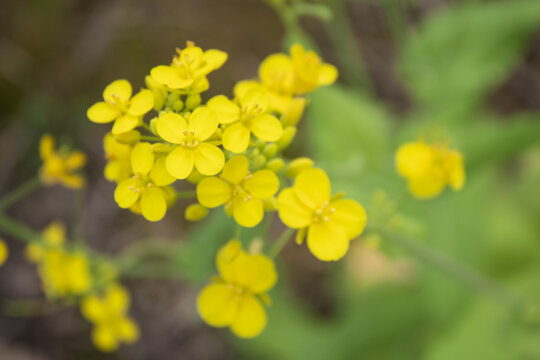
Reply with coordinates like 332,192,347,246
185,94,202,110
281,97,307,126
276,126,296,150
113,130,141,145
263,143,278,159
185,204,209,221
285,157,314,178
266,158,285,172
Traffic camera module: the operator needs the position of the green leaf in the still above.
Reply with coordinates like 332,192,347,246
400,1,540,122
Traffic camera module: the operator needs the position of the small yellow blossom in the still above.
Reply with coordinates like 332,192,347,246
87,80,154,134
197,240,277,338
81,284,139,352
39,134,86,189
0,239,8,266
26,222,92,298
103,133,132,183
114,142,176,222
150,42,227,92
395,140,465,199
207,89,283,153
277,168,367,261
155,107,225,179
197,156,279,227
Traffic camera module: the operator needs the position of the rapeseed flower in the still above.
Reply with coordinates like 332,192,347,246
81,284,139,352
395,140,465,199
103,133,132,183
87,80,154,134
197,239,277,338
150,42,227,92
114,142,176,222
39,134,86,189
155,107,224,179
207,89,283,153
277,168,367,261
196,156,279,227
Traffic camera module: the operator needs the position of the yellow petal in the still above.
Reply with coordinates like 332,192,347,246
87,102,119,123
230,295,267,338
216,239,244,282
39,134,55,160
330,199,367,239
166,146,194,179
80,295,107,323
189,106,218,141
408,167,446,199
233,80,263,100
220,155,249,184
249,114,283,142
193,143,224,176
232,197,264,228
0,240,8,266
244,169,279,199
234,254,277,294
105,284,130,313
446,151,466,191
92,325,118,352
258,53,295,93
114,178,140,208
207,95,240,124
103,79,132,103
140,187,167,222
395,141,434,179
203,49,228,70
127,89,154,116
112,114,139,134
155,112,188,144
281,97,307,126
60,174,85,189
197,283,239,327
318,64,338,86
240,89,269,113
307,222,349,261
196,177,231,208
65,151,87,170
222,123,251,153
150,65,192,89
149,156,176,186
115,317,139,343
293,168,331,210
131,142,154,176
277,188,312,228
42,221,66,245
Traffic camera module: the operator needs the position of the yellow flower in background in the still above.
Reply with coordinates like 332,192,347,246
81,284,139,352
39,134,86,189
150,42,227,91
197,240,277,338
0,239,8,266
197,156,279,227
87,79,154,134
114,142,176,222
277,168,367,261
155,107,225,179
103,133,132,183
395,140,465,199
208,89,283,153
26,222,93,298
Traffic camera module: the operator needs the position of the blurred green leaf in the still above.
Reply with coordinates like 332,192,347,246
400,1,540,122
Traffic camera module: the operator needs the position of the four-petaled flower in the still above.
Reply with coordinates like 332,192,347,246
39,134,87,189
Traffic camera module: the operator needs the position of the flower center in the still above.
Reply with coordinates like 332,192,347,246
311,201,336,224
179,129,200,149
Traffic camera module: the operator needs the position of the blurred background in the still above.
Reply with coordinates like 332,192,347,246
1,0,540,359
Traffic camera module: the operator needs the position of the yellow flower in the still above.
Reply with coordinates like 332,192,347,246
395,140,465,199
197,240,277,338
81,284,139,352
155,107,225,179
114,142,176,222
103,133,132,183
26,222,92,297
197,156,279,227
207,89,283,153
39,134,86,189
0,239,8,266
277,168,367,261
87,80,153,134
150,42,227,91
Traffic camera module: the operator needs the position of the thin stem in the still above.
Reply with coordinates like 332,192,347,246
140,135,162,142
381,230,526,313
234,225,242,241
269,227,296,259
0,215,41,244
175,190,197,199
0,177,41,212
141,122,153,133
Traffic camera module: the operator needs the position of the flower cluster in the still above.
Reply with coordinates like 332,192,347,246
197,240,277,338
88,41,367,338
395,140,465,199
39,134,87,189
81,283,139,352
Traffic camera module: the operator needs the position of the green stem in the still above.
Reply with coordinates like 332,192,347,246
141,122,153,133
140,135,161,142
269,227,295,259
381,230,526,313
175,190,197,199
0,215,41,244
234,225,242,241
0,177,41,212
